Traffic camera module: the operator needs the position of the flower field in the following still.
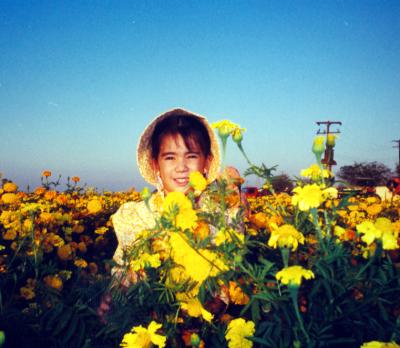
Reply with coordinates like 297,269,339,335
1,129,400,348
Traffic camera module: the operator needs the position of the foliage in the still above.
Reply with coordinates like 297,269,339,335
337,161,393,186
270,173,294,193
1,131,400,348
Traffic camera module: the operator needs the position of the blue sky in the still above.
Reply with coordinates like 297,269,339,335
1,1,399,191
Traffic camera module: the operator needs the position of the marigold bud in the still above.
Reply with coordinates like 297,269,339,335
326,134,336,147
312,136,325,156
42,170,52,177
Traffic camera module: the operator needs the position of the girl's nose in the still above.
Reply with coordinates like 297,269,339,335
175,158,189,172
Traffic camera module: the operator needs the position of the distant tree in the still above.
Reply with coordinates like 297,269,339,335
271,173,294,193
337,161,392,186
396,163,400,177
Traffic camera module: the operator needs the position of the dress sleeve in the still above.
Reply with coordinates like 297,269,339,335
111,202,141,267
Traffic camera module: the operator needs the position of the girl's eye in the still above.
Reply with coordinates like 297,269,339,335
164,156,175,160
187,154,199,159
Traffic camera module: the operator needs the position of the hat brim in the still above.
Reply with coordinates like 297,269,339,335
137,108,220,187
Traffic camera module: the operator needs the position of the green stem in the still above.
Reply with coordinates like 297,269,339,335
310,208,328,254
355,241,382,279
220,136,228,171
237,142,252,168
289,286,310,345
280,248,290,268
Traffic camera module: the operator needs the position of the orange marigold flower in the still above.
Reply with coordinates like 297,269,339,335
366,203,382,216
229,281,250,305
43,275,63,290
71,176,80,183
193,221,210,240
77,241,87,253
89,262,98,274
57,244,74,261
42,170,52,177
74,258,88,268
44,190,57,201
72,224,85,234
56,194,68,205
3,229,17,241
17,192,27,199
20,286,35,300
34,187,47,195
249,212,269,229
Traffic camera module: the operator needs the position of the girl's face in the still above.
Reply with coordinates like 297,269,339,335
153,133,210,194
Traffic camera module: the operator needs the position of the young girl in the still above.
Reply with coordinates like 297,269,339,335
111,108,242,280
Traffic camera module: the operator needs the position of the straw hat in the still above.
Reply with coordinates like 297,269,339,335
137,108,221,187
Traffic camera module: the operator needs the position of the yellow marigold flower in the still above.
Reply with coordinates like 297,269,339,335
74,258,88,268
39,212,54,224
43,275,63,290
323,187,338,200
130,252,161,272
180,298,214,322
169,233,227,283
292,184,324,211
229,281,250,305
71,176,80,183
225,318,255,348
163,191,193,212
163,192,198,231
87,199,102,214
276,266,315,287
361,341,400,348
120,321,166,348
215,228,244,246
42,170,52,177
189,171,207,192
3,182,18,193
211,120,241,138
268,224,305,251
95,226,108,235
300,164,330,181
1,193,18,204
357,218,399,250
366,196,378,204
176,208,198,231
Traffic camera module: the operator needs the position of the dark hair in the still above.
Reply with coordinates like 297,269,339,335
151,114,211,159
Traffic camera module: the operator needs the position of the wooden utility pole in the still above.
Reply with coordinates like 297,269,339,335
393,139,400,166
315,120,342,171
